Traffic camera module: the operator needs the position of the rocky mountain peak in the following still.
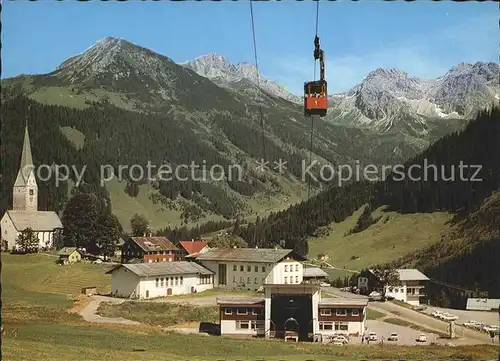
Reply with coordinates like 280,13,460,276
182,55,300,103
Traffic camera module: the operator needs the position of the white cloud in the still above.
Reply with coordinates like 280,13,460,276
267,13,498,95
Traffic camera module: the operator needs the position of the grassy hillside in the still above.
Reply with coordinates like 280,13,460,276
307,205,452,272
1,253,112,306
387,191,500,302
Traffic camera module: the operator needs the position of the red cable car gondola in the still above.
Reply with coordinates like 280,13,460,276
304,35,327,117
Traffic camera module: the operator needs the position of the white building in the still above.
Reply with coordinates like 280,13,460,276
384,269,429,306
466,298,500,311
106,261,214,299
195,247,306,291
1,125,63,251
217,284,368,340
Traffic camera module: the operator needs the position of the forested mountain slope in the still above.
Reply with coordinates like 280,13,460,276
236,108,500,253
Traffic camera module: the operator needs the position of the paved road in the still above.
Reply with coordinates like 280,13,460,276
322,287,493,344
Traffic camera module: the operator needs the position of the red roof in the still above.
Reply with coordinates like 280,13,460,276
179,240,207,255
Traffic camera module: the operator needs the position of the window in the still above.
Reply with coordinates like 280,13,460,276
247,277,250,284
319,322,333,330
336,309,347,316
175,277,178,286
254,266,258,272
351,309,359,316
240,265,244,272
236,308,248,315
160,277,164,287
224,308,232,315
29,189,34,195
254,278,258,284
262,266,266,272
395,288,399,293
155,278,159,287
247,265,251,272
252,308,262,315
320,309,331,316
290,277,294,284
295,276,299,283
233,265,237,271
250,320,262,329
284,265,288,272
335,322,348,331
295,264,299,272
233,276,236,282
240,276,244,282
284,276,288,284
388,287,393,293
170,277,174,286
180,276,183,285
236,321,249,329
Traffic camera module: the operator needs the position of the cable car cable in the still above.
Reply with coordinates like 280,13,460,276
249,0,267,172
307,0,321,201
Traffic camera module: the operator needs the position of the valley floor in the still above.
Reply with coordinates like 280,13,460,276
1,254,497,361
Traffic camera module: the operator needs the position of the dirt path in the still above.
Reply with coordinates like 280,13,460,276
78,295,140,325
76,295,207,335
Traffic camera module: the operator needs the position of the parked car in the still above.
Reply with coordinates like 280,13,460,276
440,312,459,321
331,335,349,345
199,322,220,336
413,305,426,311
387,332,399,341
320,282,331,287
431,310,442,317
368,332,378,341
416,333,427,342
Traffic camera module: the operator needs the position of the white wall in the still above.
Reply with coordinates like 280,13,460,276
220,320,265,336
111,266,141,298
1,214,18,250
198,259,304,291
267,260,303,285
385,283,407,303
0,214,54,250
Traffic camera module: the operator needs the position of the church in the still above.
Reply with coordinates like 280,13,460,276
1,125,63,251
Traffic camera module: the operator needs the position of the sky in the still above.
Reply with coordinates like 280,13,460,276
2,0,498,94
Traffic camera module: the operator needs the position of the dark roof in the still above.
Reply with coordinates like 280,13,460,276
179,240,208,255
128,237,178,252
58,247,79,256
196,247,304,263
303,267,329,278
106,261,213,277
319,298,368,307
217,297,265,306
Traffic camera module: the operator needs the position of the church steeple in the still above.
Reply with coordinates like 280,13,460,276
13,109,38,212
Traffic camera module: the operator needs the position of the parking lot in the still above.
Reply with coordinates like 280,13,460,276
362,320,484,346
423,306,499,326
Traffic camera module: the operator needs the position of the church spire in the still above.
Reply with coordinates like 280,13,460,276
15,108,34,185
13,105,38,212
